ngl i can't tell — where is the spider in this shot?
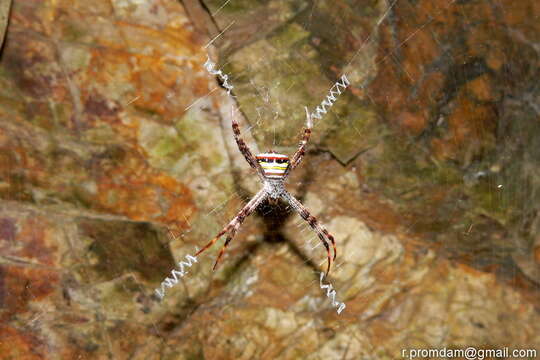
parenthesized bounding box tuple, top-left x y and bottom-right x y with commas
(195, 107, 337, 275)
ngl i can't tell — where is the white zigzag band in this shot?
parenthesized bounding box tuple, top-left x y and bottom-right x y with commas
(319, 272, 346, 314)
(155, 254, 198, 300)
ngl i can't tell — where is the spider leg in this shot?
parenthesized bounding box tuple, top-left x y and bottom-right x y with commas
(281, 191, 337, 276)
(231, 107, 265, 179)
(285, 106, 313, 177)
(196, 189, 267, 269)
(212, 222, 239, 270)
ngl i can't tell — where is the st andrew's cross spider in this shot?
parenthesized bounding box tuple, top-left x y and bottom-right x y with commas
(196, 106, 338, 276)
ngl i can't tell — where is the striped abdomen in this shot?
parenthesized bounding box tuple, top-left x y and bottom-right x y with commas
(256, 153, 289, 179)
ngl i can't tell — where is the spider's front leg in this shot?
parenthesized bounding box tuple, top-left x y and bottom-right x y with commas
(281, 191, 337, 276)
(230, 108, 265, 180)
(196, 189, 267, 270)
(284, 107, 313, 178)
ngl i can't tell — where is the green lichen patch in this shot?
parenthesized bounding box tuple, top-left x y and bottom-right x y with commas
(138, 106, 227, 179)
(174, 108, 226, 171)
(204, 0, 307, 34)
(138, 117, 189, 171)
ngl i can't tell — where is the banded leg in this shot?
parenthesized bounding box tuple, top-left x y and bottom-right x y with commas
(282, 191, 337, 275)
(285, 107, 313, 177)
(231, 107, 265, 179)
(212, 221, 239, 270)
(196, 189, 267, 269)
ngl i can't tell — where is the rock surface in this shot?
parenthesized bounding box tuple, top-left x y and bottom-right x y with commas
(0, 0, 539, 359)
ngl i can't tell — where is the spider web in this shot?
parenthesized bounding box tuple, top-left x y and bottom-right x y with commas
(176, 0, 437, 293)
(156, 0, 540, 358)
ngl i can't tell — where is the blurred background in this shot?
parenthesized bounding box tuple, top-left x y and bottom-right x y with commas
(0, 0, 539, 358)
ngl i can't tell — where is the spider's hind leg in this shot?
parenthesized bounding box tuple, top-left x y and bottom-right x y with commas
(212, 226, 239, 270)
(281, 191, 337, 276)
(195, 228, 228, 258)
(196, 189, 267, 270)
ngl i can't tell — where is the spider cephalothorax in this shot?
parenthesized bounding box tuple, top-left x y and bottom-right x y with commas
(196, 107, 337, 275)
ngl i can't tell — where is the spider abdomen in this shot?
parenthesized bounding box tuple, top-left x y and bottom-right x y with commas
(256, 153, 289, 179)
